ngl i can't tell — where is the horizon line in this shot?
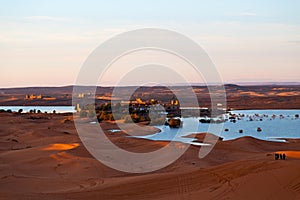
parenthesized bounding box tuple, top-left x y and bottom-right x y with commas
(1, 81, 300, 89)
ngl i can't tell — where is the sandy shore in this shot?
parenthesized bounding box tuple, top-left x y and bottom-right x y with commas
(1, 113, 300, 200)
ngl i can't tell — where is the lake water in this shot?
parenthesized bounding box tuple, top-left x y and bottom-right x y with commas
(0, 106, 75, 113)
(1, 106, 299, 144)
(135, 110, 300, 144)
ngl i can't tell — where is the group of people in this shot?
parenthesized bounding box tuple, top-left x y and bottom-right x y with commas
(275, 153, 286, 160)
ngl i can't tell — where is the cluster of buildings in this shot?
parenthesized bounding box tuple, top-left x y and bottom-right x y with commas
(125, 96, 181, 117)
(25, 94, 56, 101)
(25, 94, 42, 100)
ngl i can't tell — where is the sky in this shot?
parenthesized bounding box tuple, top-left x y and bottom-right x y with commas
(0, 0, 299, 87)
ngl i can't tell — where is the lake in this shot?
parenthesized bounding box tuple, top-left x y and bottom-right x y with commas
(1, 107, 299, 143)
(0, 106, 75, 113)
(134, 110, 300, 144)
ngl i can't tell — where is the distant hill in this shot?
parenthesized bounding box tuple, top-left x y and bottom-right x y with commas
(230, 82, 300, 86)
(0, 85, 112, 95)
(0, 86, 74, 95)
(0, 83, 299, 95)
(0, 84, 299, 109)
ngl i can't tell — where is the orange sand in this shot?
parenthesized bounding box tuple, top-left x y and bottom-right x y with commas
(1, 113, 300, 200)
(276, 151, 300, 159)
(42, 143, 80, 151)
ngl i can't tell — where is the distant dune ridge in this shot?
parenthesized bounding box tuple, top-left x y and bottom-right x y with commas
(1, 112, 300, 199)
(0, 84, 300, 109)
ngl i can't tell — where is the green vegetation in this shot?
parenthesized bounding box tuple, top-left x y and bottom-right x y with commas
(168, 118, 182, 128)
(78, 102, 168, 125)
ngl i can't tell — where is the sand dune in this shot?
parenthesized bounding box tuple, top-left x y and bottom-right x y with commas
(42, 143, 80, 151)
(1, 113, 300, 200)
(276, 151, 300, 159)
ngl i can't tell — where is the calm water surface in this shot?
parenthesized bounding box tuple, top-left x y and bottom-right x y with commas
(135, 110, 300, 144)
(1, 107, 299, 143)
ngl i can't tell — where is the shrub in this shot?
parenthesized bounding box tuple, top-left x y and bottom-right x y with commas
(88, 110, 96, 119)
(124, 115, 133, 123)
(79, 110, 88, 118)
(150, 117, 166, 126)
(98, 111, 114, 121)
(168, 118, 181, 128)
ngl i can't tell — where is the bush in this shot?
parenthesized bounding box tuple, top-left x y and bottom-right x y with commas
(150, 117, 166, 126)
(108, 113, 114, 121)
(111, 113, 122, 120)
(168, 118, 181, 128)
(98, 111, 114, 121)
(79, 110, 88, 118)
(124, 115, 133, 123)
(88, 110, 96, 119)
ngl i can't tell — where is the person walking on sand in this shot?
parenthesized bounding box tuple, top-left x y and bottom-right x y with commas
(283, 153, 286, 160)
(280, 154, 283, 160)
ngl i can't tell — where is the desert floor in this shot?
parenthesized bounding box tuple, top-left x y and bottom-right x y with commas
(1, 113, 300, 200)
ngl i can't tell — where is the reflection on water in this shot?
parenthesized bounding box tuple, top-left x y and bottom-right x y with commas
(134, 110, 300, 143)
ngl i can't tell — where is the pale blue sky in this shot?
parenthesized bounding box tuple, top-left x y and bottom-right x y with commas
(0, 0, 299, 87)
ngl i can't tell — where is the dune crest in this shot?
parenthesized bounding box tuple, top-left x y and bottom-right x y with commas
(42, 143, 79, 151)
(276, 151, 300, 159)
